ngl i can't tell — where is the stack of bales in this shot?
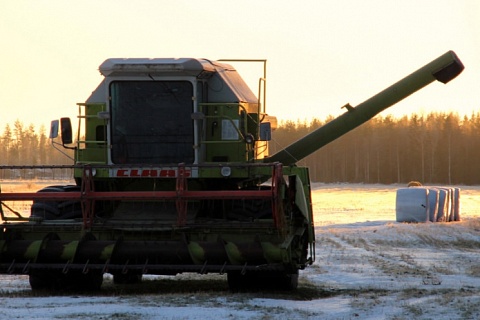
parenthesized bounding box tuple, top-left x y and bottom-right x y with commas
(396, 185, 460, 223)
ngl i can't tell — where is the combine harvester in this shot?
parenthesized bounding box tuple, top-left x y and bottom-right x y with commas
(0, 51, 463, 291)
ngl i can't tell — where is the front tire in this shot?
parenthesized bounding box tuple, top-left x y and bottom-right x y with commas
(30, 185, 82, 220)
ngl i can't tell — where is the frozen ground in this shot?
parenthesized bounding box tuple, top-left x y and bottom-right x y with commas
(1, 183, 480, 319)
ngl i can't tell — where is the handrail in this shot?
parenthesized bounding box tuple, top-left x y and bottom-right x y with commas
(217, 59, 267, 113)
(75, 103, 109, 164)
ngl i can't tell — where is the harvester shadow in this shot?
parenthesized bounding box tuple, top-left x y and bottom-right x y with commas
(102, 279, 343, 301)
(102, 276, 396, 300)
(15, 277, 343, 301)
(1, 277, 392, 302)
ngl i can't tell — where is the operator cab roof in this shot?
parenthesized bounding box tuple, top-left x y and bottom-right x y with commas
(88, 58, 258, 104)
(99, 58, 218, 77)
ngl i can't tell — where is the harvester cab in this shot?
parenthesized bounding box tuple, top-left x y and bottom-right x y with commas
(61, 58, 275, 166)
(0, 52, 464, 292)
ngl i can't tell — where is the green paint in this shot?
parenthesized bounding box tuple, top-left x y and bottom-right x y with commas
(224, 242, 243, 264)
(187, 242, 205, 264)
(24, 241, 42, 261)
(60, 241, 79, 261)
(99, 243, 115, 261)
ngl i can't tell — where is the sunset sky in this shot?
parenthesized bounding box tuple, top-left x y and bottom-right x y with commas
(1, 0, 479, 132)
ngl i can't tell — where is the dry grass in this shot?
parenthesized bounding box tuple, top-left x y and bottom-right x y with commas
(1, 180, 73, 192)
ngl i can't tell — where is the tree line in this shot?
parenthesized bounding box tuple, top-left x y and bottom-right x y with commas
(270, 112, 480, 185)
(1, 112, 480, 184)
(0, 120, 71, 166)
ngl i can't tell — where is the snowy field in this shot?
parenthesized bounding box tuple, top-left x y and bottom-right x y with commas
(1, 183, 480, 319)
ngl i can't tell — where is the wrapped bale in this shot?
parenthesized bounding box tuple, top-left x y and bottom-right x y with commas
(427, 188, 439, 222)
(396, 188, 429, 223)
(453, 187, 461, 221)
(447, 188, 455, 221)
(436, 188, 451, 222)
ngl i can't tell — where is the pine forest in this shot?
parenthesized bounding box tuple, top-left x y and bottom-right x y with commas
(270, 112, 480, 185)
(1, 112, 480, 185)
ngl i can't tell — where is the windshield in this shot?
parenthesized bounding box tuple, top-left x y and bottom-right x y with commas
(110, 81, 194, 164)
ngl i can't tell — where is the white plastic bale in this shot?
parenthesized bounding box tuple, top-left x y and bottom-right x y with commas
(436, 188, 448, 222)
(396, 186, 460, 223)
(432, 187, 460, 222)
(448, 188, 455, 221)
(453, 187, 461, 221)
(396, 188, 429, 223)
(427, 188, 439, 222)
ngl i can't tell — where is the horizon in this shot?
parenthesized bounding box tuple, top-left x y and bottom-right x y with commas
(1, 1, 479, 131)
(1, 108, 477, 135)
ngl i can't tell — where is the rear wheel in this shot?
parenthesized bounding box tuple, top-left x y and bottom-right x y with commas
(226, 271, 246, 292)
(29, 270, 103, 292)
(227, 270, 299, 292)
(276, 270, 299, 291)
(63, 270, 104, 291)
(29, 270, 62, 291)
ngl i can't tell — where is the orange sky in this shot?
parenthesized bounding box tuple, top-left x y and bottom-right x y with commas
(1, 0, 479, 132)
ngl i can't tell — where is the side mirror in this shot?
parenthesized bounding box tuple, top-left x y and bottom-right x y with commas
(49, 120, 59, 139)
(60, 117, 73, 145)
(259, 122, 272, 141)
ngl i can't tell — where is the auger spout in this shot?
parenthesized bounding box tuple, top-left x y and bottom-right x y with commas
(264, 50, 464, 165)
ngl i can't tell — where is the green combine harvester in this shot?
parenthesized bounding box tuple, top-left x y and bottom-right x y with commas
(0, 51, 463, 291)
